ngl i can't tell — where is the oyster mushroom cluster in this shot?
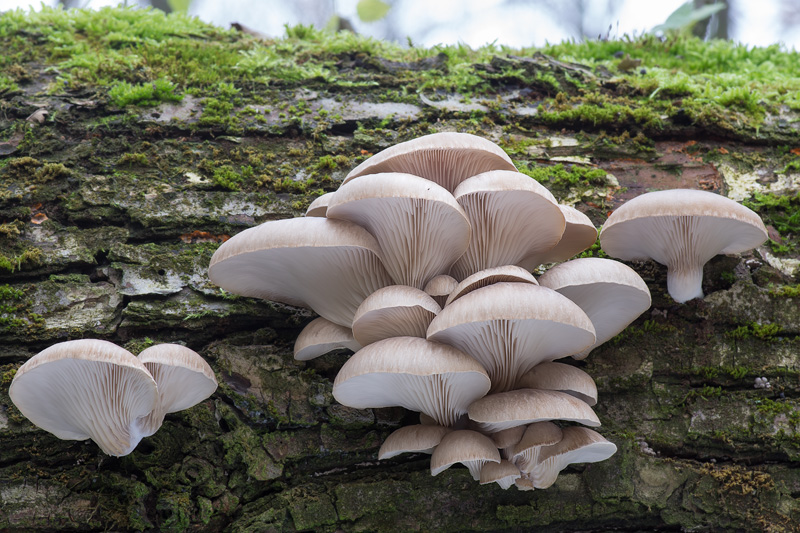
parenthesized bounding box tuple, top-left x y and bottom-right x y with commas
(208, 132, 657, 489)
(9, 339, 217, 457)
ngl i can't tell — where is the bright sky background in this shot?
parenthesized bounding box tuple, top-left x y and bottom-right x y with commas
(0, 0, 798, 50)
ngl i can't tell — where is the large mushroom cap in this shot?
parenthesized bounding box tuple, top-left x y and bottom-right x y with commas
(9, 339, 158, 457)
(467, 388, 600, 433)
(208, 217, 393, 327)
(332, 336, 491, 427)
(538, 257, 651, 359)
(450, 170, 565, 281)
(378, 424, 452, 459)
(294, 317, 361, 361)
(352, 285, 441, 346)
(343, 132, 517, 193)
(427, 283, 596, 393)
(516, 362, 598, 406)
(445, 265, 538, 307)
(430, 429, 501, 479)
(518, 204, 597, 269)
(327, 172, 471, 289)
(530, 426, 617, 489)
(599, 189, 767, 303)
(137, 344, 217, 437)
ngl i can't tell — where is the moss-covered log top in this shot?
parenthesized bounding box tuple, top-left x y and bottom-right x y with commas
(1, 6, 799, 532)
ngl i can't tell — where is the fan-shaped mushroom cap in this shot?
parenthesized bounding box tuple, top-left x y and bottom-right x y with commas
(427, 283, 596, 393)
(445, 265, 538, 307)
(518, 205, 597, 269)
(332, 337, 491, 427)
(294, 317, 361, 361)
(327, 173, 471, 289)
(208, 217, 393, 327)
(343, 132, 517, 193)
(480, 459, 522, 489)
(352, 285, 441, 346)
(424, 274, 458, 307)
(515, 477, 535, 491)
(538, 258, 651, 359)
(305, 192, 335, 217)
(510, 421, 563, 473)
(378, 424, 452, 459)
(430, 429, 501, 479)
(530, 426, 617, 489)
(9, 339, 158, 457)
(599, 189, 767, 303)
(516, 362, 598, 406)
(449, 170, 565, 281)
(137, 344, 217, 437)
(468, 389, 600, 433)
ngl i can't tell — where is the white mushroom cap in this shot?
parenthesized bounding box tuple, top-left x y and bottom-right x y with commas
(427, 283, 596, 393)
(305, 191, 335, 217)
(514, 477, 535, 491)
(480, 459, 522, 489)
(351, 285, 441, 346)
(510, 421, 563, 473)
(378, 424, 452, 459)
(467, 389, 600, 433)
(538, 257, 651, 359)
(518, 204, 597, 269)
(208, 217, 393, 327)
(423, 274, 458, 308)
(516, 362, 598, 406)
(327, 172, 471, 289)
(343, 132, 517, 193)
(137, 344, 218, 437)
(430, 429, 501, 480)
(9, 339, 158, 457)
(449, 170, 565, 281)
(445, 265, 538, 307)
(491, 425, 527, 458)
(530, 426, 617, 489)
(294, 317, 361, 361)
(599, 189, 767, 303)
(332, 336, 491, 427)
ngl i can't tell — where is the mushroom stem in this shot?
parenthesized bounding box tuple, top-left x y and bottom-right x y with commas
(666, 264, 704, 303)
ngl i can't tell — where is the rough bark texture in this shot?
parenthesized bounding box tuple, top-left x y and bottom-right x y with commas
(1, 7, 800, 532)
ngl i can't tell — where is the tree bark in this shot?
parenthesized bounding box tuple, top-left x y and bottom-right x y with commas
(1, 8, 799, 532)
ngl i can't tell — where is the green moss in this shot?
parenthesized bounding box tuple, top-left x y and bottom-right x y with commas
(517, 162, 607, 188)
(769, 284, 800, 297)
(0, 247, 43, 273)
(109, 78, 183, 107)
(727, 322, 782, 340)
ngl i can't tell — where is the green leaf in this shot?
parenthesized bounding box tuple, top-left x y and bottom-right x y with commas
(356, 0, 390, 23)
(652, 1, 726, 32)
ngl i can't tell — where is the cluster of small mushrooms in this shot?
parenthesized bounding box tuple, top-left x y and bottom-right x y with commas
(205, 131, 765, 490)
(9, 340, 217, 456)
(9, 132, 767, 487)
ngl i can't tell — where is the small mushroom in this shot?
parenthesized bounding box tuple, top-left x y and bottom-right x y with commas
(137, 344, 218, 437)
(423, 274, 458, 307)
(294, 317, 361, 361)
(430, 429, 501, 480)
(516, 362, 598, 406)
(529, 426, 617, 489)
(332, 337, 491, 427)
(599, 189, 767, 303)
(444, 265, 538, 307)
(378, 424, 452, 459)
(305, 192, 335, 217)
(490, 425, 527, 459)
(509, 421, 563, 474)
(538, 257, 651, 359)
(351, 285, 441, 346)
(480, 459, 522, 489)
(467, 388, 600, 433)
(9, 340, 158, 457)
(518, 204, 597, 269)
